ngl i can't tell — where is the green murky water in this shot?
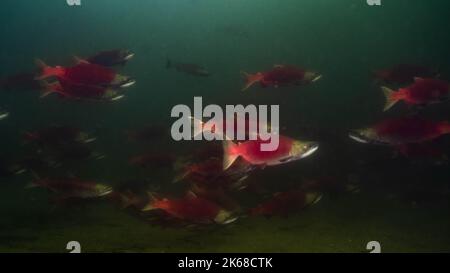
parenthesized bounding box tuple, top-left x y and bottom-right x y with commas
(0, 0, 449, 253)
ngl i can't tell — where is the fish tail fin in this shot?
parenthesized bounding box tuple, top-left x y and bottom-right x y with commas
(166, 58, 172, 69)
(35, 59, 61, 80)
(241, 71, 263, 91)
(223, 140, 240, 170)
(381, 86, 400, 112)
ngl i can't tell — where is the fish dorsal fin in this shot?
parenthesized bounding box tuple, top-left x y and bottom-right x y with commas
(185, 191, 197, 199)
(414, 77, 425, 82)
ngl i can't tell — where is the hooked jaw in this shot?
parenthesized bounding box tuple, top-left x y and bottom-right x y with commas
(214, 210, 238, 225)
(348, 130, 371, 144)
(291, 141, 319, 160)
(124, 52, 135, 61)
(77, 132, 96, 143)
(119, 77, 136, 88)
(0, 111, 9, 120)
(103, 89, 126, 101)
(349, 128, 388, 145)
(300, 142, 319, 159)
(305, 192, 323, 206)
(304, 71, 322, 83)
(95, 184, 113, 197)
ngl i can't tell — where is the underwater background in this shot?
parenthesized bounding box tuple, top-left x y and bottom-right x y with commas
(0, 0, 449, 252)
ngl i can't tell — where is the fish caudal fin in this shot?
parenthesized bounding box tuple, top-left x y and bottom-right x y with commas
(381, 86, 400, 112)
(241, 71, 263, 91)
(35, 59, 63, 80)
(223, 140, 239, 170)
(141, 192, 157, 212)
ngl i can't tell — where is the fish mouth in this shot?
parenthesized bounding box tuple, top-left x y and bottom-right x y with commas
(312, 74, 322, 82)
(110, 95, 125, 101)
(348, 131, 389, 145)
(120, 78, 136, 88)
(300, 143, 319, 158)
(221, 216, 238, 225)
(82, 137, 97, 144)
(348, 131, 370, 144)
(0, 112, 9, 120)
(98, 188, 114, 197)
(14, 168, 27, 175)
(124, 53, 135, 60)
(198, 70, 211, 76)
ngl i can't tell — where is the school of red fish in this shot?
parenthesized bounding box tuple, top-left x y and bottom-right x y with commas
(0, 51, 449, 227)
